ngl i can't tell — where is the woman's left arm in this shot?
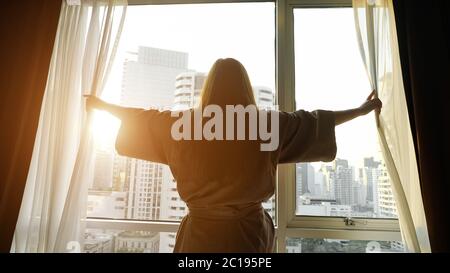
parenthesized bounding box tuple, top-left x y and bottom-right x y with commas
(334, 91, 382, 126)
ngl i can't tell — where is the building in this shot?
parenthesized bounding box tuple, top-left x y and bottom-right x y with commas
(296, 163, 315, 196)
(114, 231, 160, 253)
(84, 230, 114, 253)
(333, 159, 354, 206)
(120, 46, 188, 109)
(125, 160, 164, 220)
(87, 191, 127, 219)
(363, 157, 381, 214)
(173, 71, 206, 110)
(320, 165, 335, 199)
(297, 196, 351, 217)
(377, 162, 398, 218)
(286, 238, 302, 253)
(378, 160, 404, 252)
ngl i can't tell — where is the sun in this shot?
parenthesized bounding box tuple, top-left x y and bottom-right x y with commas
(91, 110, 121, 149)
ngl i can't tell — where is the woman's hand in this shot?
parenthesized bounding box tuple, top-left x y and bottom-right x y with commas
(84, 94, 105, 111)
(358, 90, 382, 116)
(83, 95, 141, 120)
(334, 90, 383, 126)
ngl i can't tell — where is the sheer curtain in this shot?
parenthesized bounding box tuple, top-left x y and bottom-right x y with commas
(13, 0, 127, 253)
(353, 0, 430, 252)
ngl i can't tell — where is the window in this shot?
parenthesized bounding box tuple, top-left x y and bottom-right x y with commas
(275, 0, 401, 253)
(293, 8, 398, 220)
(87, 1, 275, 252)
(85, 0, 402, 253)
(89, 1, 275, 223)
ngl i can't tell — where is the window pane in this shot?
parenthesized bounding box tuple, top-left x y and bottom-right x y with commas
(88, 3, 275, 223)
(294, 8, 398, 219)
(286, 238, 405, 253)
(84, 228, 176, 253)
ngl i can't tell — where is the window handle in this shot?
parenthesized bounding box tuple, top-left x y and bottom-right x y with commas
(344, 217, 368, 226)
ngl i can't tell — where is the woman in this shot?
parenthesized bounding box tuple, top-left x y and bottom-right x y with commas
(85, 58, 382, 252)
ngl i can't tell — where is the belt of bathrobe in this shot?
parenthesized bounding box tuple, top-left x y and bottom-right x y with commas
(187, 203, 264, 220)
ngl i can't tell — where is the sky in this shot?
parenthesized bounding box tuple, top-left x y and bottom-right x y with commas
(293, 8, 381, 167)
(95, 3, 382, 168)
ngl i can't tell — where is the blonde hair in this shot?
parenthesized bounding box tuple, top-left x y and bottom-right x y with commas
(198, 58, 256, 109)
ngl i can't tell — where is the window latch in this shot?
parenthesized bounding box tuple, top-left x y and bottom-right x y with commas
(344, 217, 355, 226)
(344, 217, 368, 226)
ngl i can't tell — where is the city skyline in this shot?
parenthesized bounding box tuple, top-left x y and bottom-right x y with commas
(296, 157, 398, 219)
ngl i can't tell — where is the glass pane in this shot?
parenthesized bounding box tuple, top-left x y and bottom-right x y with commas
(286, 238, 405, 253)
(293, 8, 398, 219)
(88, 3, 275, 223)
(84, 228, 176, 253)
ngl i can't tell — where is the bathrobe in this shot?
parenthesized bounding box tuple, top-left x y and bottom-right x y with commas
(115, 108, 336, 253)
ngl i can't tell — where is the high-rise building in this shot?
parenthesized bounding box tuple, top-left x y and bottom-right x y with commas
(173, 71, 206, 110)
(377, 162, 397, 218)
(320, 165, 335, 199)
(351, 180, 366, 207)
(314, 171, 326, 197)
(125, 160, 164, 220)
(120, 46, 188, 108)
(355, 168, 368, 206)
(333, 159, 354, 206)
(376, 159, 401, 250)
(363, 157, 381, 215)
(296, 163, 315, 196)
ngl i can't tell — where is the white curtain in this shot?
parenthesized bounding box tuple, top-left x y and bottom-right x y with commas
(13, 0, 127, 253)
(353, 0, 430, 252)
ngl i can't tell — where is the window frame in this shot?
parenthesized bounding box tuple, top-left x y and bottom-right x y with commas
(86, 0, 402, 253)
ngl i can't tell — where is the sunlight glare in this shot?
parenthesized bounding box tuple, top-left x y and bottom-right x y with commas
(92, 110, 121, 150)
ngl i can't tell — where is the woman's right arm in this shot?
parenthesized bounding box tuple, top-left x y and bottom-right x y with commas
(84, 95, 142, 120)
